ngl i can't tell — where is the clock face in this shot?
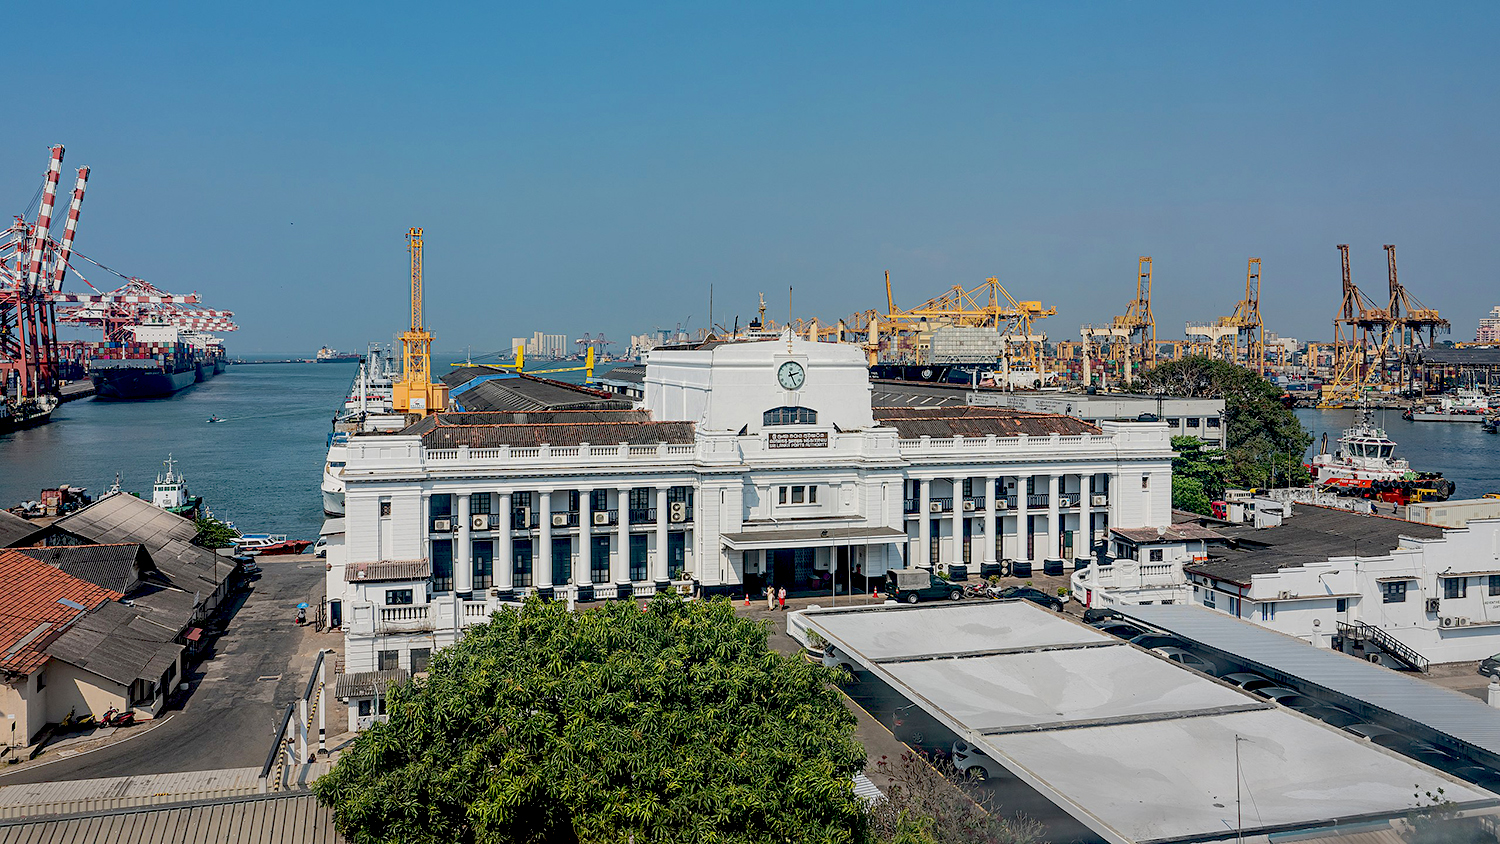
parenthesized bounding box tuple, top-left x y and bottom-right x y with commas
(777, 361, 806, 390)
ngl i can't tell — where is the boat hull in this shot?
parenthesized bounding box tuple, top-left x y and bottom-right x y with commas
(0, 406, 54, 434)
(322, 487, 345, 517)
(91, 367, 198, 400)
(1407, 412, 1485, 423)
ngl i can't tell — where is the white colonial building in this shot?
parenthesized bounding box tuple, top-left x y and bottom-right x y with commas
(327, 333, 1173, 724)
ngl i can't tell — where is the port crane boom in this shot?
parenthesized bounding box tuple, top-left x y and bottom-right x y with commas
(393, 227, 447, 415)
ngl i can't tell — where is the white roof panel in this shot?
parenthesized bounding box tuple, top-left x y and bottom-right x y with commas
(809, 602, 1109, 662)
(986, 709, 1491, 843)
(885, 645, 1255, 733)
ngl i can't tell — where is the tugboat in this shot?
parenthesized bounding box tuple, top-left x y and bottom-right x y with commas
(235, 534, 312, 556)
(1308, 409, 1454, 504)
(150, 455, 204, 518)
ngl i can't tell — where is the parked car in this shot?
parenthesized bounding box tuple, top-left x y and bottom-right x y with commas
(885, 569, 963, 604)
(1082, 608, 1121, 624)
(236, 556, 262, 578)
(1219, 672, 1273, 690)
(1344, 723, 1400, 741)
(996, 586, 1064, 611)
(1477, 653, 1500, 679)
(891, 702, 948, 748)
(952, 738, 1007, 783)
(1294, 705, 1366, 729)
(313, 537, 329, 558)
(1090, 621, 1146, 639)
(1128, 633, 1185, 650)
(1376, 737, 1456, 768)
(1248, 685, 1301, 701)
(1152, 647, 1217, 674)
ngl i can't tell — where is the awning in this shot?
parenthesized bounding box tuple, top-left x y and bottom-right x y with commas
(1440, 571, 1500, 578)
(183, 627, 203, 642)
(720, 525, 908, 551)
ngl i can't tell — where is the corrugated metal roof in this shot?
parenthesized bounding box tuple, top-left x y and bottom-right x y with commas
(336, 668, 409, 699)
(416, 420, 696, 448)
(45, 493, 235, 597)
(345, 559, 430, 582)
(0, 793, 342, 843)
(0, 766, 265, 819)
(1118, 603, 1500, 762)
(12, 543, 147, 594)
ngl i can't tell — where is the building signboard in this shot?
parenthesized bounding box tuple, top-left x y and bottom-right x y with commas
(767, 431, 828, 449)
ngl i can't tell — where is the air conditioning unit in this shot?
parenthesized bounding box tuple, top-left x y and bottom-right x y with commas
(431, 518, 452, 533)
(551, 513, 568, 527)
(962, 500, 976, 512)
(1277, 590, 1292, 599)
(1091, 495, 1108, 506)
(471, 514, 490, 531)
(1426, 598, 1441, 614)
(1458, 617, 1471, 626)
(929, 502, 943, 513)
(996, 500, 1009, 511)
(669, 501, 688, 523)
(593, 511, 610, 526)
(1441, 616, 1457, 628)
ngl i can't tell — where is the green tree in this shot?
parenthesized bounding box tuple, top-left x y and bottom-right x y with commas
(315, 595, 871, 844)
(1135, 357, 1312, 489)
(1170, 436, 1227, 515)
(192, 516, 239, 549)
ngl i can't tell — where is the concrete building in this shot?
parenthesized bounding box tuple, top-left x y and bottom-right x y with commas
(1478, 305, 1500, 344)
(0, 550, 183, 746)
(968, 390, 1226, 448)
(1075, 502, 1500, 666)
(327, 333, 1174, 719)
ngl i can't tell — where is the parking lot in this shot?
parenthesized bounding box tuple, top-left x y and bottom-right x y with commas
(0, 553, 336, 784)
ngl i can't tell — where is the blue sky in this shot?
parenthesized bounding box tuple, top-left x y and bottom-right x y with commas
(4, 2, 1496, 355)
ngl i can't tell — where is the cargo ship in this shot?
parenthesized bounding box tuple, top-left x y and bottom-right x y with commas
(316, 346, 361, 363)
(0, 393, 57, 434)
(89, 323, 226, 400)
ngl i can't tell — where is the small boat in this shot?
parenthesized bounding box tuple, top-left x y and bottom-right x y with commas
(235, 534, 313, 556)
(207, 415, 226, 423)
(151, 455, 203, 518)
(1308, 408, 1454, 504)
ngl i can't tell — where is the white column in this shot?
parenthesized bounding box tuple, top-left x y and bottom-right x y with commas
(1015, 475, 1030, 562)
(1047, 474, 1061, 561)
(654, 486, 670, 586)
(615, 487, 631, 593)
(949, 477, 962, 569)
(578, 488, 593, 589)
(496, 492, 513, 595)
(455, 493, 473, 596)
(983, 475, 998, 565)
(537, 490, 553, 590)
(917, 479, 931, 568)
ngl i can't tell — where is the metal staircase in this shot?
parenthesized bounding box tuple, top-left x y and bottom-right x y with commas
(1336, 621, 1429, 673)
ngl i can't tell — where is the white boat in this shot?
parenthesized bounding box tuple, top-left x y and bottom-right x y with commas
(1308, 408, 1453, 503)
(322, 432, 348, 517)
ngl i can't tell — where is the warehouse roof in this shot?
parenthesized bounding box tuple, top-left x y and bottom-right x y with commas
(0, 510, 35, 546)
(46, 600, 183, 687)
(1185, 505, 1444, 585)
(0, 550, 120, 677)
(442, 369, 631, 413)
(12, 543, 151, 595)
(0, 793, 342, 844)
(872, 406, 1098, 438)
(38, 494, 236, 597)
(1119, 603, 1500, 767)
(1407, 347, 1500, 366)
(802, 601, 1494, 844)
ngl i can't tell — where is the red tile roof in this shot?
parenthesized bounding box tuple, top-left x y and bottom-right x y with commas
(0, 549, 121, 678)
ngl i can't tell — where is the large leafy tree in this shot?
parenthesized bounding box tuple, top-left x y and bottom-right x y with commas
(315, 595, 870, 844)
(1170, 436, 1227, 515)
(1135, 357, 1312, 489)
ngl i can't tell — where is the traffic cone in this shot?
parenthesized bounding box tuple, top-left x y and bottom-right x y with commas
(743, 592, 750, 606)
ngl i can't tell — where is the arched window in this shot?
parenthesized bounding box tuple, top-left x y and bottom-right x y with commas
(763, 406, 817, 426)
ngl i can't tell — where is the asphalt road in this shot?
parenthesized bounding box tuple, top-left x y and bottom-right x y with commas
(0, 554, 329, 784)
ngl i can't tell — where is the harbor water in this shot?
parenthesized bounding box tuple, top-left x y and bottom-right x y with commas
(1296, 408, 1500, 500)
(0, 355, 627, 542)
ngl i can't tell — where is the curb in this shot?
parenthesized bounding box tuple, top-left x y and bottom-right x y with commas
(0, 710, 177, 781)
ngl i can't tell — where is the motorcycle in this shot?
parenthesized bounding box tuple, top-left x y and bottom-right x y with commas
(58, 708, 97, 733)
(100, 707, 136, 728)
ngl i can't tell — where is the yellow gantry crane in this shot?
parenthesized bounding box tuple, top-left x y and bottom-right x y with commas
(1187, 258, 1265, 372)
(393, 227, 448, 416)
(1082, 257, 1157, 385)
(877, 274, 1056, 370)
(1321, 244, 1392, 407)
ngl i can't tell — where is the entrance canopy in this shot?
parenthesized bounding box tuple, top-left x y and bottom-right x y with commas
(720, 525, 906, 551)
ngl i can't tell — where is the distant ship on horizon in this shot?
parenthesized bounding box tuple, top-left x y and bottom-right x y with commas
(316, 346, 361, 363)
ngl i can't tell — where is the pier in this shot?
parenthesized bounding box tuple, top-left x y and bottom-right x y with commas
(58, 380, 94, 402)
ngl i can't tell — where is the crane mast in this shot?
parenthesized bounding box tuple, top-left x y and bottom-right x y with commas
(394, 227, 447, 415)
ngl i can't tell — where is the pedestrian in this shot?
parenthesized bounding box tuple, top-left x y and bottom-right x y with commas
(767, 581, 776, 612)
(778, 585, 787, 611)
